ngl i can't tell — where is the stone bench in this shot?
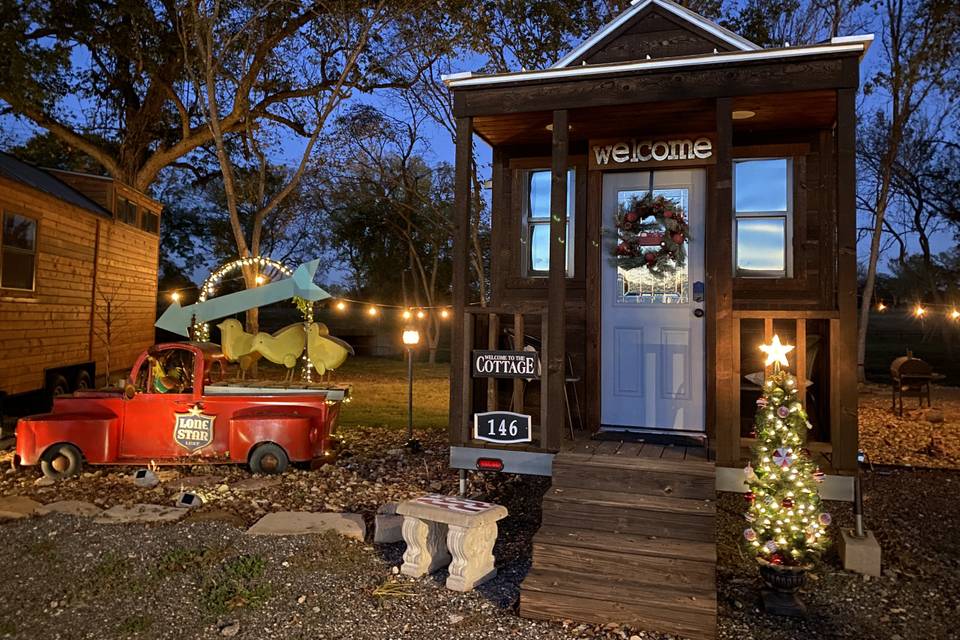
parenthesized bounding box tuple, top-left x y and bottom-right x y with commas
(396, 494, 508, 591)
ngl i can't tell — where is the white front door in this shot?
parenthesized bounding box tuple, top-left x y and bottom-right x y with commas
(600, 169, 706, 432)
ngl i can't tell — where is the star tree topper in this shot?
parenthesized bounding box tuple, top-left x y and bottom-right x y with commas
(759, 334, 794, 370)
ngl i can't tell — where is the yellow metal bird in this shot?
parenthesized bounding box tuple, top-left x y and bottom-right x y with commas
(216, 319, 262, 379)
(250, 323, 307, 380)
(306, 322, 354, 376)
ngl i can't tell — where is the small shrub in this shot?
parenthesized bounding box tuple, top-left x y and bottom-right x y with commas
(201, 554, 271, 614)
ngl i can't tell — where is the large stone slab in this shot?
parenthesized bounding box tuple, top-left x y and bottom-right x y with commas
(245, 512, 365, 540)
(94, 504, 187, 525)
(396, 494, 507, 526)
(37, 501, 103, 517)
(175, 475, 228, 488)
(0, 495, 41, 520)
(230, 477, 282, 492)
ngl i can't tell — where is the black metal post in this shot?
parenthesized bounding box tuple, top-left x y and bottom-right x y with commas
(405, 346, 421, 453)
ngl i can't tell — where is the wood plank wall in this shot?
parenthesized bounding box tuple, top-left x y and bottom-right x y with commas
(0, 178, 160, 395)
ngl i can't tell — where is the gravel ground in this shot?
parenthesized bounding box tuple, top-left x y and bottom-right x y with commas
(2, 423, 959, 639)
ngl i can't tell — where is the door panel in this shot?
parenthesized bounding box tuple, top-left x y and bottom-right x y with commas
(600, 169, 706, 432)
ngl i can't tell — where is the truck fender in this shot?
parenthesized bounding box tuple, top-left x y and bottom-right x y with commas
(15, 412, 120, 466)
(228, 407, 322, 463)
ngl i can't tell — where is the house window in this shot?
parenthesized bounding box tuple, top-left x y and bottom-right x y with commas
(733, 158, 792, 277)
(525, 169, 575, 276)
(1, 212, 38, 291)
(139, 209, 160, 234)
(117, 196, 138, 226)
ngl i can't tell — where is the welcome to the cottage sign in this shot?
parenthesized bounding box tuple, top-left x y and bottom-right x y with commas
(590, 136, 715, 170)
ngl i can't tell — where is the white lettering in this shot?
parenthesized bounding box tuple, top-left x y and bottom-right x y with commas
(651, 141, 670, 161)
(670, 139, 694, 160)
(611, 142, 630, 163)
(693, 137, 713, 159)
(637, 141, 652, 162)
(593, 145, 613, 165)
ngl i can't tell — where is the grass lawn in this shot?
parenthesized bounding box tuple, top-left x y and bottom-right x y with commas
(332, 356, 450, 430)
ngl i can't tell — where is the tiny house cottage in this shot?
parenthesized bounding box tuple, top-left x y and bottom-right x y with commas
(443, 1, 869, 637)
(0, 154, 162, 411)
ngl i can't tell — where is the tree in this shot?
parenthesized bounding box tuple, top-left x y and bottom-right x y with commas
(855, 0, 960, 381)
(743, 339, 830, 570)
(725, 0, 866, 46)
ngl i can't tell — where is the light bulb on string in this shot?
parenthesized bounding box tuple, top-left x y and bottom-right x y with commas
(416, 310, 426, 319)
(171, 291, 181, 302)
(951, 309, 960, 321)
(335, 300, 347, 311)
(402, 309, 412, 320)
(876, 301, 886, 312)
(440, 309, 450, 319)
(914, 305, 926, 318)
(367, 306, 379, 317)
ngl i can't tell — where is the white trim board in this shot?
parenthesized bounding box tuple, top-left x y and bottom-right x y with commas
(716, 465, 855, 502)
(444, 42, 867, 88)
(553, 0, 759, 69)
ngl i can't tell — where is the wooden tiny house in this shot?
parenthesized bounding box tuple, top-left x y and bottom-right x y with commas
(444, 1, 869, 636)
(0, 154, 162, 409)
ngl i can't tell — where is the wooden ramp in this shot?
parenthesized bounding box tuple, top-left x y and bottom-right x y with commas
(520, 443, 717, 640)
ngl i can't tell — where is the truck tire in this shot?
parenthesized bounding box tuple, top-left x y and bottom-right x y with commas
(75, 370, 92, 391)
(40, 443, 83, 480)
(51, 375, 70, 397)
(249, 443, 289, 475)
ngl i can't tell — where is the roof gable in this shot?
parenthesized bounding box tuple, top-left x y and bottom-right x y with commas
(553, 0, 758, 68)
(0, 153, 112, 218)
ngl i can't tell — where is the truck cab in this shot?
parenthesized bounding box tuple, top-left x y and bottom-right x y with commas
(15, 342, 346, 479)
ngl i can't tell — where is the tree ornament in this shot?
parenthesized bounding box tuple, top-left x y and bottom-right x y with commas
(813, 469, 825, 483)
(744, 528, 757, 542)
(744, 463, 758, 482)
(756, 397, 768, 408)
(781, 498, 794, 509)
(777, 405, 790, 418)
(772, 448, 794, 468)
(744, 491, 755, 503)
(818, 512, 832, 526)
(759, 334, 795, 369)
(764, 540, 779, 553)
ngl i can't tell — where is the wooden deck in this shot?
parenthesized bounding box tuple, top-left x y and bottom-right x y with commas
(520, 438, 717, 640)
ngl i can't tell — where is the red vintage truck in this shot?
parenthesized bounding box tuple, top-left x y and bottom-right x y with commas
(14, 342, 349, 479)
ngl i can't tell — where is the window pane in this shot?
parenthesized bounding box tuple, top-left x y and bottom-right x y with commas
(118, 197, 138, 225)
(530, 224, 550, 271)
(2, 213, 36, 251)
(1, 251, 35, 290)
(735, 159, 788, 212)
(140, 211, 159, 234)
(529, 171, 551, 219)
(736, 217, 786, 275)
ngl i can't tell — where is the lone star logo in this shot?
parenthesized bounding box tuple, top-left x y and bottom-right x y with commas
(173, 404, 215, 452)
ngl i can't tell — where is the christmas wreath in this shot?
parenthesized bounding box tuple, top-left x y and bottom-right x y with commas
(612, 193, 690, 275)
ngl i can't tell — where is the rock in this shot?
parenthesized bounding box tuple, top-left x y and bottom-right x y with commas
(94, 504, 187, 524)
(0, 495, 42, 519)
(448, 614, 464, 624)
(230, 476, 282, 492)
(297, 595, 307, 604)
(34, 477, 55, 487)
(245, 512, 366, 540)
(374, 503, 403, 543)
(175, 475, 227, 488)
(184, 509, 246, 528)
(926, 409, 945, 423)
(36, 500, 102, 517)
(219, 621, 240, 637)
(132, 469, 160, 488)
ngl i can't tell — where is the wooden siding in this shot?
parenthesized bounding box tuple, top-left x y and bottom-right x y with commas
(0, 176, 159, 395)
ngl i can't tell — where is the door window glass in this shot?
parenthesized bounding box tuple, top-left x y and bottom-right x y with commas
(615, 188, 689, 304)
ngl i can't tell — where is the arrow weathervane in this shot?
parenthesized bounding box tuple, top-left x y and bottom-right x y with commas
(156, 259, 330, 337)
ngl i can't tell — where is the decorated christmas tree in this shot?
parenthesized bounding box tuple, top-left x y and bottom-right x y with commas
(743, 335, 831, 570)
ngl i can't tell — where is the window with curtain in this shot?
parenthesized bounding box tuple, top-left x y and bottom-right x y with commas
(525, 168, 575, 276)
(733, 158, 792, 278)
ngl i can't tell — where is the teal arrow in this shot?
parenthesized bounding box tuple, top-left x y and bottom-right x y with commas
(156, 258, 330, 337)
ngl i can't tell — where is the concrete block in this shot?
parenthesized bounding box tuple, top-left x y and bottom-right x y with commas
(375, 512, 404, 543)
(839, 528, 882, 577)
(245, 512, 365, 540)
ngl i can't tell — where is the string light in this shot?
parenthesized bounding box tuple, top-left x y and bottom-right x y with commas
(951, 309, 960, 321)
(876, 301, 886, 312)
(402, 309, 412, 320)
(440, 309, 450, 319)
(367, 306, 379, 316)
(255, 274, 265, 285)
(335, 300, 347, 311)
(171, 291, 181, 302)
(914, 305, 926, 318)
(416, 310, 426, 319)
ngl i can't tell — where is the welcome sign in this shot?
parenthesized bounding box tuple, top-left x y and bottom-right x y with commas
(590, 136, 715, 170)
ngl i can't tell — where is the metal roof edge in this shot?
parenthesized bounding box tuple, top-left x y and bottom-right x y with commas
(447, 42, 867, 89)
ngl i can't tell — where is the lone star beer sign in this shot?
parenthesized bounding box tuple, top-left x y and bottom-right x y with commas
(589, 136, 715, 170)
(173, 404, 215, 452)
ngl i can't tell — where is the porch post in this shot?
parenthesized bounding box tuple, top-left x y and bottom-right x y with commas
(543, 109, 568, 451)
(832, 87, 858, 471)
(449, 116, 473, 445)
(713, 97, 739, 466)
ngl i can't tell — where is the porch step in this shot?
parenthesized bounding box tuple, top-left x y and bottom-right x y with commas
(520, 451, 717, 639)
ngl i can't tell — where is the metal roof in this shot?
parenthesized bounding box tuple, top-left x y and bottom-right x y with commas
(0, 152, 112, 218)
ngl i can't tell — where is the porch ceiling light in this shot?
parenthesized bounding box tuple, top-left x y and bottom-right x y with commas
(732, 110, 757, 120)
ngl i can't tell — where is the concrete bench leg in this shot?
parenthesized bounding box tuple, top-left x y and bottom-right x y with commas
(400, 516, 450, 577)
(445, 522, 498, 591)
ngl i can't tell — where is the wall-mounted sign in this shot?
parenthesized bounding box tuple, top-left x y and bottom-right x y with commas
(471, 350, 539, 379)
(590, 137, 715, 170)
(473, 411, 533, 444)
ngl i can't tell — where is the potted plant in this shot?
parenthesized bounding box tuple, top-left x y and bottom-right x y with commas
(743, 335, 831, 616)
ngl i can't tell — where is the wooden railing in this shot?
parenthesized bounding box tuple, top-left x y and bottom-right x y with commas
(450, 304, 561, 451)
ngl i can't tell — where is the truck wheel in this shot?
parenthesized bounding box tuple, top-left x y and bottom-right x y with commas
(51, 375, 70, 397)
(40, 444, 83, 480)
(249, 443, 289, 475)
(75, 370, 92, 391)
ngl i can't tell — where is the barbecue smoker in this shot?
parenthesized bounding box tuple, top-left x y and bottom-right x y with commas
(890, 350, 937, 416)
